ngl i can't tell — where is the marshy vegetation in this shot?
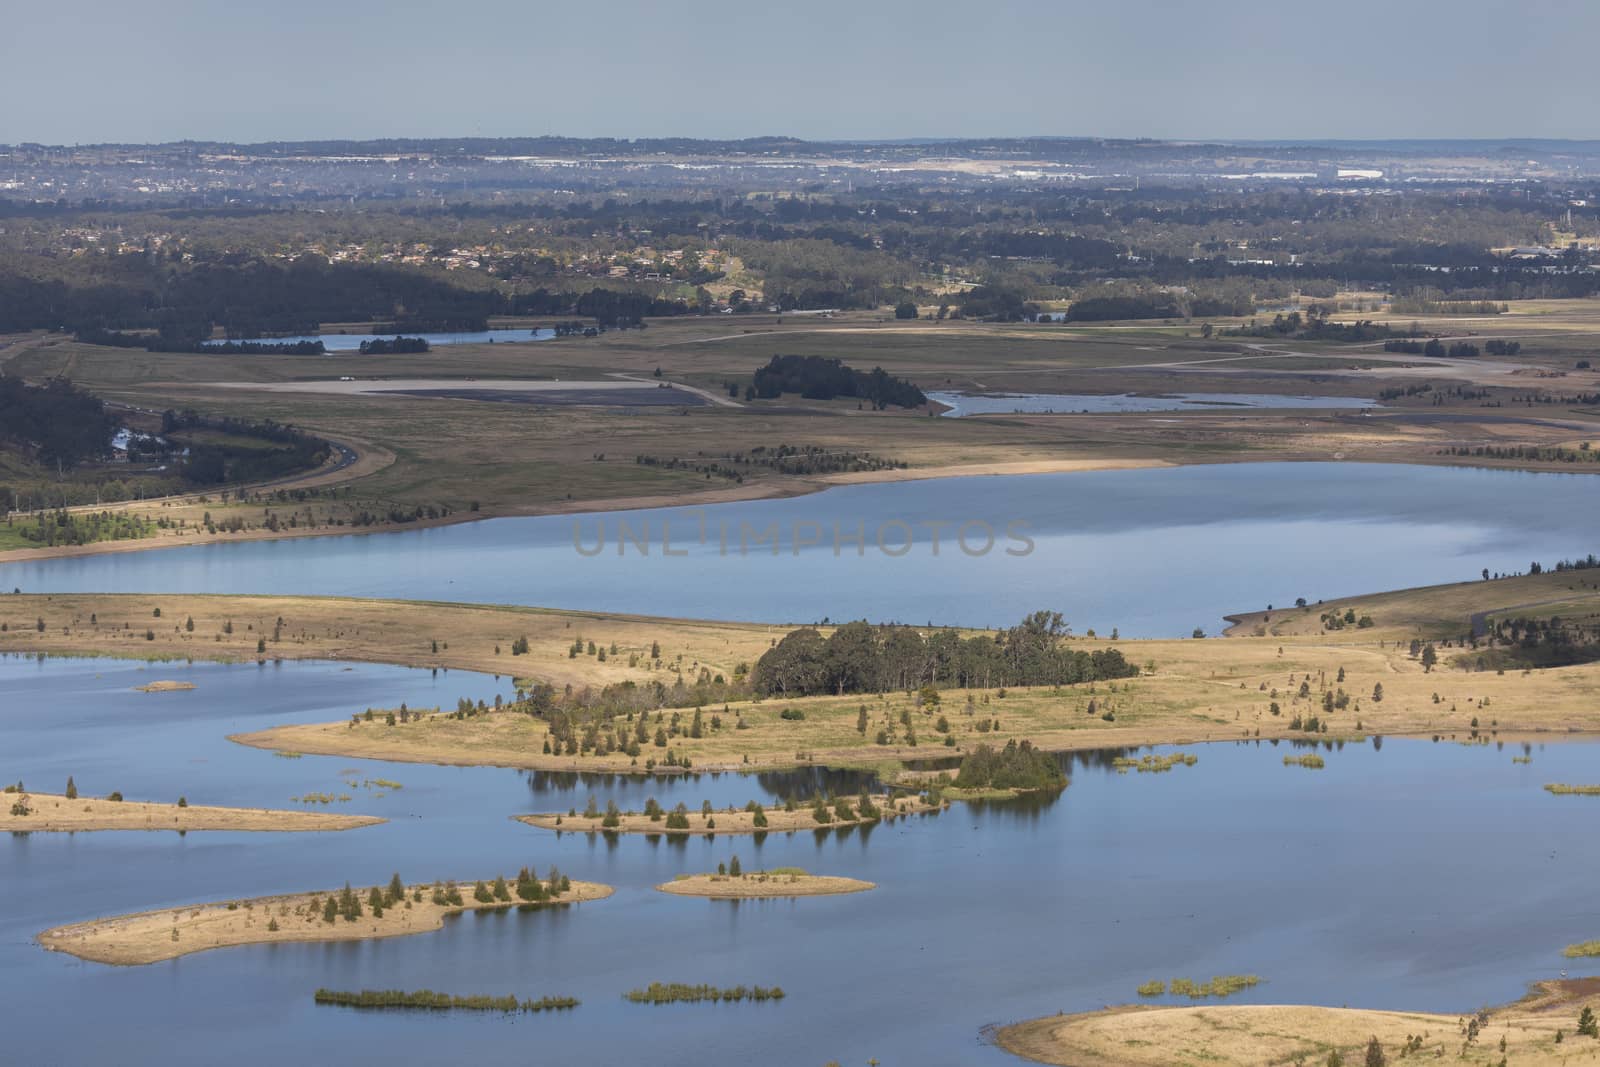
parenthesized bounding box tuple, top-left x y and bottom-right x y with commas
(1545, 784, 1600, 796)
(1283, 754, 1326, 769)
(1137, 975, 1262, 1000)
(312, 988, 578, 1013)
(624, 982, 785, 1004)
(1112, 752, 1198, 774)
(1562, 940, 1600, 958)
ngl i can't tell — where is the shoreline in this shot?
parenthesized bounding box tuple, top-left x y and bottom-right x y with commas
(0, 455, 1169, 566)
(516, 795, 941, 835)
(39, 878, 613, 966)
(656, 871, 875, 898)
(994, 979, 1600, 1067)
(9, 450, 1589, 567)
(0, 791, 385, 834)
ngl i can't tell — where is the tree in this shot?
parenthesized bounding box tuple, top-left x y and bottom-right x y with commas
(857, 705, 868, 734)
(1580, 1006, 1597, 1038)
(894, 301, 918, 319)
(729, 854, 742, 877)
(1420, 644, 1437, 672)
(1364, 1036, 1386, 1067)
(1371, 683, 1384, 702)
(64, 776, 77, 799)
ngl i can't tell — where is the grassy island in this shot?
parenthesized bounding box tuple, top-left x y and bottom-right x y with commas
(657, 866, 874, 898)
(0, 789, 383, 834)
(996, 980, 1600, 1067)
(39, 871, 611, 965)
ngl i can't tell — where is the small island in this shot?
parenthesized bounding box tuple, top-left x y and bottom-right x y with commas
(1, 788, 384, 833)
(39, 869, 612, 965)
(657, 865, 874, 899)
(135, 680, 196, 693)
(996, 980, 1600, 1067)
(517, 792, 940, 836)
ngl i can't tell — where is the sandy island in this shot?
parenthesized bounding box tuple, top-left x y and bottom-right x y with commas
(657, 870, 874, 898)
(0, 791, 384, 833)
(517, 794, 940, 836)
(39, 878, 613, 965)
(134, 680, 196, 692)
(996, 980, 1600, 1067)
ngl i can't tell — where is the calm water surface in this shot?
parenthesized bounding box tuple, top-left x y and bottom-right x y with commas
(3, 656, 1597, 1066)
(5, 463, 1597, 636)
(222, 328, 555, 351)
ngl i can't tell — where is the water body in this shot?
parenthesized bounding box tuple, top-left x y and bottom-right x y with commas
(222, 328, 556, 351)
(2, 656, 1595, 1066)
(5, 464, 1596, 637)
(928, 390, 1379, 416)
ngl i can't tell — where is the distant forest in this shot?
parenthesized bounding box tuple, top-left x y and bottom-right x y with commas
(751, 355, 926, 409)
(0, 377, 117, 467)
(753, 611, 1140, 696)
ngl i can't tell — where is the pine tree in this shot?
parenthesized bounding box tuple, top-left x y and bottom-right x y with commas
(1365, 1035, 1386, 1067)
(387, 872, 405, 905)
(729, 854, 742, 877)
(64, 776, 77, 800)
(1579, 1006, 1597, 1038)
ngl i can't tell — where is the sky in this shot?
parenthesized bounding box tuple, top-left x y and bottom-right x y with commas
(5, 0, 1598, 145)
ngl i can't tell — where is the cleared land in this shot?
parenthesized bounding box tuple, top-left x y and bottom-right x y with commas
(517, 795, 938, 836)
(656, 871, 875, 898)
(996, 980, 1600, 1067)
(8, 306, 1599, 561)
(38, 878, 612, 966)
(0, 791, 383, 833)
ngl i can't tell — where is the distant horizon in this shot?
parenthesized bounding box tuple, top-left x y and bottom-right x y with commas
(11, 133, 1600, 151)
(5, 0, 1596, 146)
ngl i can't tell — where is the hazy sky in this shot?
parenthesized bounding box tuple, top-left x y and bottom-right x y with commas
(6, 0, 1597, 144)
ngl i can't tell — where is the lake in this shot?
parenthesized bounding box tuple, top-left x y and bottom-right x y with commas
(223, 328, 556, 351)
(927, 390, 1379, 416)
(4, 463, 1597, 637)
(2, 655, 1594, 1066)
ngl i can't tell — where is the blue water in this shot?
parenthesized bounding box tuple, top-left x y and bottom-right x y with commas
(222, 328, 555, 351)
(2, 656, 1596, 1066)
(928, 390, 1379, 416)
(4, 463, 1597, 637)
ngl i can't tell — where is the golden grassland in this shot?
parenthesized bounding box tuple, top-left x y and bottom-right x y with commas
(6, 579, 1600, 777)
(7, 308, 1600, 561)
(1226, 567, 1600, 642)
(516, 794, 939, 836)
(996, 980, 1600, 1067)
(0, 592, 778, 692)
(656, 870, 875, 898)
(38, 879, 612, 966)
(0, 791, 383, 833)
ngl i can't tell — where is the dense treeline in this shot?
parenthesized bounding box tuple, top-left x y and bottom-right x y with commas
(624, 983, 785, 1004)
(953, 740, 1064, 791)
(357, 336, 429, 354)
(753, 611, 1141, 696)
(0, 377, 117, 467)
(751, 354, 926, 408)
(160, 410, 331, 485)
(74, 329, 328, 354)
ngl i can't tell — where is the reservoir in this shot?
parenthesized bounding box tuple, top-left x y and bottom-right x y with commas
(1, 655, 1593, 1066)
(5, 463, 1596, 637)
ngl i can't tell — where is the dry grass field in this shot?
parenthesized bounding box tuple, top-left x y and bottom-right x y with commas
(0, 790, 383, 833)
(997, 980, 1600, 1066)
(6, 583, 1600, 777)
